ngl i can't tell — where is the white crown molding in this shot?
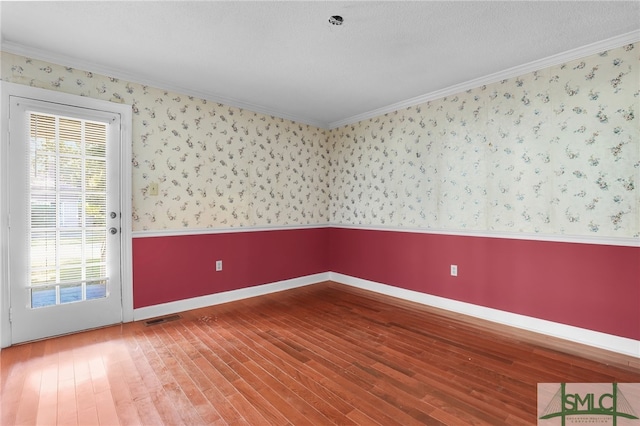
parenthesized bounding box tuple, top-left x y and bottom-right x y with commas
(5, 31, 639, 132)
(329, 30, 640, 129)
(0, 41, 328, 130)
(133, 272, 329, 321)
(132, 223, 330, 239)
(330, 272, 640, 359)
(329, 223, 640, 248)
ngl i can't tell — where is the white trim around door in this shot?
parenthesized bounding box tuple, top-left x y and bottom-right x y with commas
(0, 81, 133, 348)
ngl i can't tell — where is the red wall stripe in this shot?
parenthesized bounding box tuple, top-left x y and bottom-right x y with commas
(132, 228, 329, 308)
(132, 226, 639, 340)
(328, 227, 640, 340)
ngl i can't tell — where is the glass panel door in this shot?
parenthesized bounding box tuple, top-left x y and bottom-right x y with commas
(9, 97, 123, 344)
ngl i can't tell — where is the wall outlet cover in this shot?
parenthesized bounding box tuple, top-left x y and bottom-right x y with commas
(149, 182, 159, 196)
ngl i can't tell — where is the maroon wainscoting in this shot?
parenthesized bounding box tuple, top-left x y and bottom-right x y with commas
(132, 228, 329, 308)
(328, 227, 640, 340)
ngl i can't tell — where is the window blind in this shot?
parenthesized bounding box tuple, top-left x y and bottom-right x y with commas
(29, 112, 108, 306)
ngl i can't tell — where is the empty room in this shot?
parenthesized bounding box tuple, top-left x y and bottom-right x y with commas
(1, 1, 639, 425)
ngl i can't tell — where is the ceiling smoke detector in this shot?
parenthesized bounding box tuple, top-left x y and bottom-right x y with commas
(328, 15, 344, 26)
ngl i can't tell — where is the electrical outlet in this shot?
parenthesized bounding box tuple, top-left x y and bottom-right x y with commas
(215, 260, 222, 272)
(149, 182, 159, 196)
(450, 264, 458, 277)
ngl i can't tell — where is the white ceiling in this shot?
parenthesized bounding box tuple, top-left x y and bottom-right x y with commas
(2, 1, 639, 129)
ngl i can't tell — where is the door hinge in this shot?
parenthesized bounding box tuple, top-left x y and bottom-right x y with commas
(9, 307, 13, 323)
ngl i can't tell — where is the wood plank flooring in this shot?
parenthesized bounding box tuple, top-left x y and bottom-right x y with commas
(2, 281, 639, 425)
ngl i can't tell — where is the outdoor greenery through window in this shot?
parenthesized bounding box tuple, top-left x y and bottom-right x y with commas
(29, 113, 109, 307)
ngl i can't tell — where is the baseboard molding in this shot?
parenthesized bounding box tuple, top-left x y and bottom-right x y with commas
(132, 269, 638, 359)
(133, 272, 330, 321)
(329, 272, 640, 359)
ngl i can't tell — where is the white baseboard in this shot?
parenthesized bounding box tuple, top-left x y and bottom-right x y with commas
(132, 270, 639, 359)
(329, 272, 640, 359)
(133, 272, 330, 321)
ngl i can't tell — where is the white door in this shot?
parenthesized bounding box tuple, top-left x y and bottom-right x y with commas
(8, 96, 123, 344)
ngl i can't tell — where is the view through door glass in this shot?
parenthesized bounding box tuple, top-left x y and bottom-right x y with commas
(29, 113, 109, 307)
(9, 97, 123, 344)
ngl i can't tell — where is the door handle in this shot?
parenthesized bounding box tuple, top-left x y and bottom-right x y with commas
(110, 212, 118, 219)
(109, 227, 118, 235)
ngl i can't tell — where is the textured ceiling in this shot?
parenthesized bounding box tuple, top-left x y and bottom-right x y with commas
(2, 1, 639, 128)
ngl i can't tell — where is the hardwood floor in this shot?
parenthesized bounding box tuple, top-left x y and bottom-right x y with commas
(2, 281, 639, 425)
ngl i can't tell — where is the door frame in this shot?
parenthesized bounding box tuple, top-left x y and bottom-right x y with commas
(0, 81, 133, 348)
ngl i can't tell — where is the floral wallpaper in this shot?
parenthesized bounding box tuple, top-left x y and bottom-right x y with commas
(329, 43, 639, 238)
(1, 52, 331, 231)
(2, 41, 638, 239)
